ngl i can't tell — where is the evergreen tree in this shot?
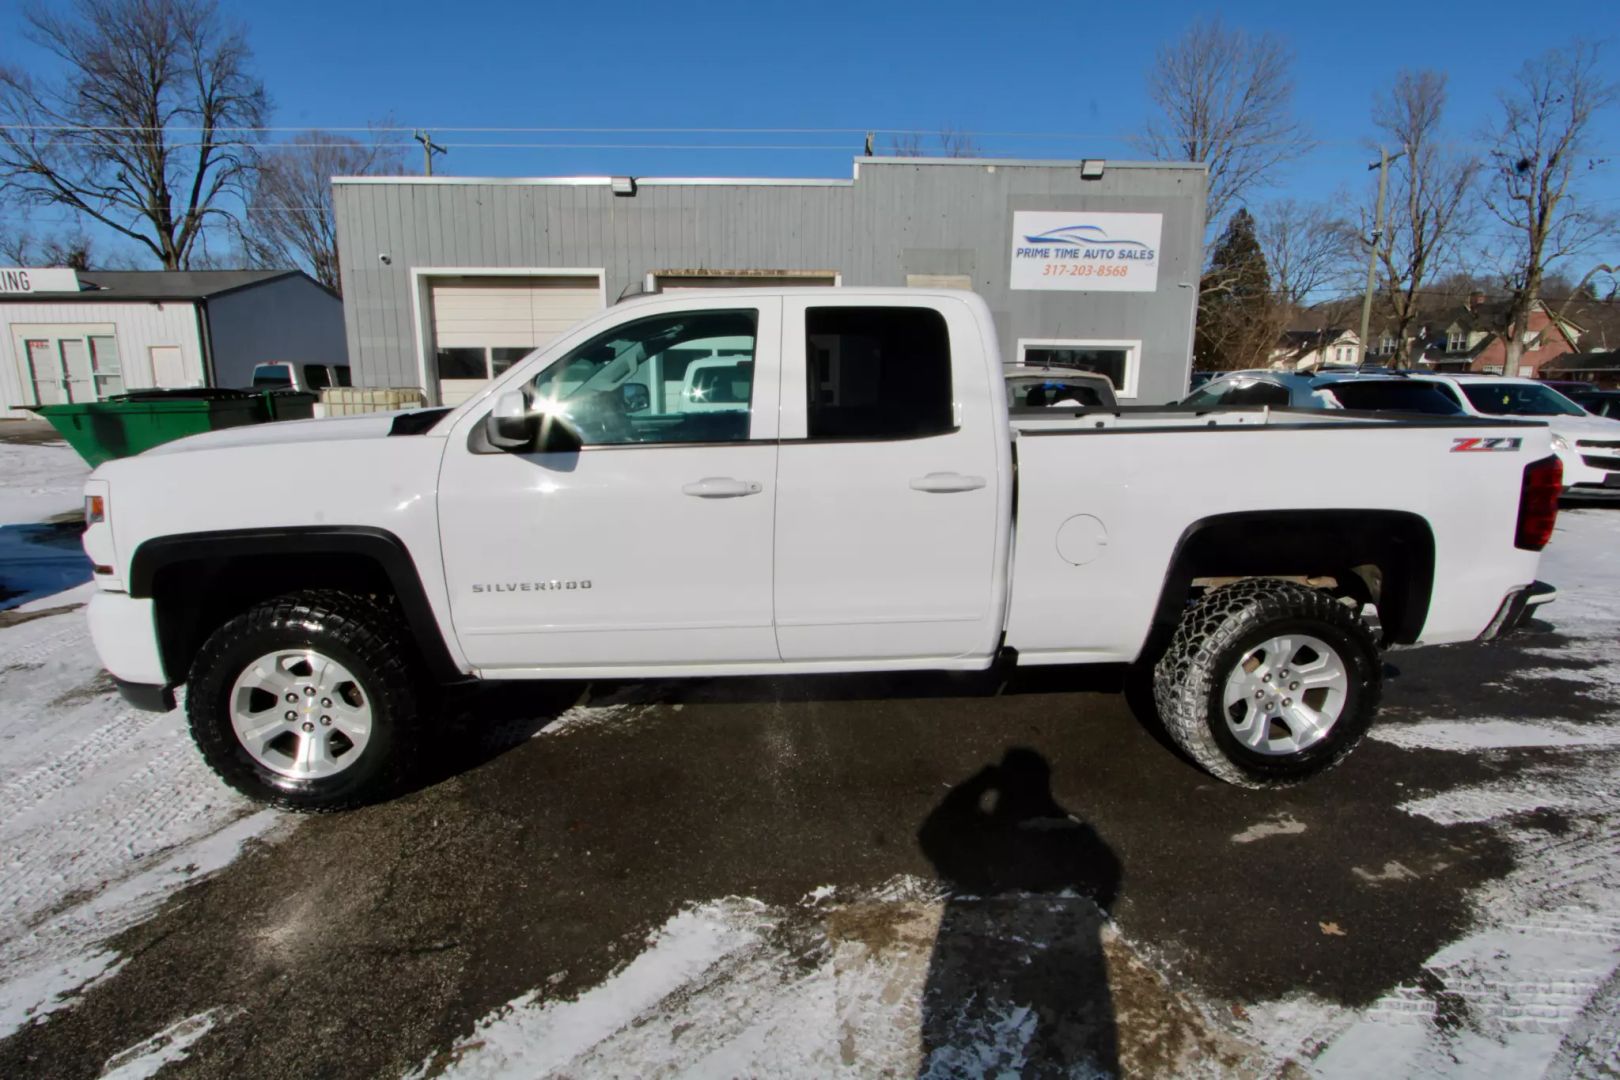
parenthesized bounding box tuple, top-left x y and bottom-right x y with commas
(1196, 209, 1280, 370)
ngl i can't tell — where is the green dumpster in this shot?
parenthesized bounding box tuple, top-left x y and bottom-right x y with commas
(35, 388, 271, 467)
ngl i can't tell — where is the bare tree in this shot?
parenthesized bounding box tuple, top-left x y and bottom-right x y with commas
(1481, 41, 1619, 373)
(1366, 71, 1479, 366)
(239, 130, 405, 293)
(1257, 198, 1356, 308)
(884, 128, 982, 158)
(0, 0, 268, 270)
(0, 226, 32, 264)
(1143, 18, 1311, 229)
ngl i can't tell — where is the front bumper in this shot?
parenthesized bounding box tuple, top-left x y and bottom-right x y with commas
(1479, 581, 1558, 640)
(87, 590, 168, 688)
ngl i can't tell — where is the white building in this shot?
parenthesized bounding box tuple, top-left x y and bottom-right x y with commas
(0, 268, 347, 419)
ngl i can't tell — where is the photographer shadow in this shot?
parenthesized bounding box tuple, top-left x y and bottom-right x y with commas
(916, 748, 1122, 1078)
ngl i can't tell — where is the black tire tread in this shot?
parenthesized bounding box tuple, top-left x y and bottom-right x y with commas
(1152, 578, 1381, 788)
(186, 589, 420, 812)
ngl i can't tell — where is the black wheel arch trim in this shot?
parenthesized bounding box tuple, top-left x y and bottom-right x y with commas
(127, 525, 466, 683)
(1143, 509, 1436, 656)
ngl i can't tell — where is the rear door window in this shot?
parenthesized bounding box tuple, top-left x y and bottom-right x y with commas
(805, 307, 953, 440)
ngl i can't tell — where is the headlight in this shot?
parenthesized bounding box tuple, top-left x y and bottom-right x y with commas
(1551, 434, 1570, 453)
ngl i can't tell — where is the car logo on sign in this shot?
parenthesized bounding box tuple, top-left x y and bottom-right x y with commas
(1450, 437, 1523, 452)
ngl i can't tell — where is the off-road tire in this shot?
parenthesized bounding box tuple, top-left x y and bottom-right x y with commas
(187, 589, 420, 811)
(1152, 578, 1381, 787)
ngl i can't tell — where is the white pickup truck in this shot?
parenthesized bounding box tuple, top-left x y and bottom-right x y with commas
(81, 289, 1562, 810)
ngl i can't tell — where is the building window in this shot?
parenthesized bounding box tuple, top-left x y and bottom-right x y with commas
(806, 307, 953, 440)
(1447, 331, 1467, 353)
(1017, 339, 1140, 397)
(89, 335, 122, 398)
(1379, 335, 1396, 354)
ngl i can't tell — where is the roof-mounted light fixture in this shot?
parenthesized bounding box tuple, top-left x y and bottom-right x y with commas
(611, 176, 637, 197)
(1080, 160, 1105, 179)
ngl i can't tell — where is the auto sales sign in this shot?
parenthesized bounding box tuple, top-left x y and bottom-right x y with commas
(1010, 211, 1163, 292)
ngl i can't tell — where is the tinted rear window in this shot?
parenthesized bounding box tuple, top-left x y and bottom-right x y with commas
(1325, 381, 1462, 415)
(805, 307, 953, 440)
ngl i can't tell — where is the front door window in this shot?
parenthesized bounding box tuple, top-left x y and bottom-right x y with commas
(523, 310, 758, 445)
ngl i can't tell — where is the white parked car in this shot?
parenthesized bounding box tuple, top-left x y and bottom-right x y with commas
(82, 289, 1560, 809)
(1408, 374, 1620, 497)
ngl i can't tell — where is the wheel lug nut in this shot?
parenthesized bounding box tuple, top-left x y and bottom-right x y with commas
(1254, 690, 1264, 700)
(285, 692, 298, 702)
(1290, 682, 1300, 691)
(301, 721, 315, 732)
(305, 687, 316, 696)
(1283, 698, 1293, 707)
(284, 710, 296, 720)
(321, 698, 332, 708)
(1262, 674, 1272, 682)
(320, 715, 332, 725)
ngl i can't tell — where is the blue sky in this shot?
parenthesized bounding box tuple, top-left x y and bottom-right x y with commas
(3, 0, 1617, 277)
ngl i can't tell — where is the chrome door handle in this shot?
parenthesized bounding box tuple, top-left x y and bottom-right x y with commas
(909, 472, 986, 493)
(682, 477, 763, 498)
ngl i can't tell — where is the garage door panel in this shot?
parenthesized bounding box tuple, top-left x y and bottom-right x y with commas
(428, 274, 602, 404)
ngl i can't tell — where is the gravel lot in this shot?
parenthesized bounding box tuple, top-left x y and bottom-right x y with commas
(0, 435, 1616, 1078)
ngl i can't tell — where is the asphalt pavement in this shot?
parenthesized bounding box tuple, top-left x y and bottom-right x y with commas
(4, 593, 1610, 1078)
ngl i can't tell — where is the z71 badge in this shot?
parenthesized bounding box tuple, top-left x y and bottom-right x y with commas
(1450, 437, 1522, 452)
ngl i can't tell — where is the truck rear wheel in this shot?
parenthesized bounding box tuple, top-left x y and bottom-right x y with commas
(1152, 578, 1381, 787)
(186, 590, 420, 811)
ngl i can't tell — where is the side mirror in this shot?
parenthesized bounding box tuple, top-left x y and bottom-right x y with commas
(619, 382, 650, 414)
(485, 390, 583, 453)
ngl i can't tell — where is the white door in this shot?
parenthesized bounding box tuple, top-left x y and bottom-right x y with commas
(430, 275, 602, 406)
(773, 298, 1004, 662)
(150, 346, 188, 388)
(59, 339, 93, 402)
(439, 298, 782, 671)
(24, 340, 62, 405)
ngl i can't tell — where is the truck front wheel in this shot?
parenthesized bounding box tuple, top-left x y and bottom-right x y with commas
(186, 590, 420, 811)
(1152, 579, 1381, 787)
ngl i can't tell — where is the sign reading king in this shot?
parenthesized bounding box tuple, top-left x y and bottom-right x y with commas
(1009, 212, 1163, 292)
(0, 268, 81, 294)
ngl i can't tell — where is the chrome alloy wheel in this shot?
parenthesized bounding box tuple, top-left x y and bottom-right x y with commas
(1220, 633, 1349, 756)
(229, 650, 373, 779)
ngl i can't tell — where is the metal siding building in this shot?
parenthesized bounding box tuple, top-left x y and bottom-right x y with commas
(333, 158, 1206, 406)
(0, 269, 347, 419)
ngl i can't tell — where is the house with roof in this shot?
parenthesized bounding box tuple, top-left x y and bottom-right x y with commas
(1366, 294, 1583, 375)
(0, 267, 346, 419)
(1539, 349, 1620, 390)
(1269, 326, 1362, 371)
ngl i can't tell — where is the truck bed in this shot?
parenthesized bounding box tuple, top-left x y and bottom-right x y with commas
(1004, 406, 1551, 664)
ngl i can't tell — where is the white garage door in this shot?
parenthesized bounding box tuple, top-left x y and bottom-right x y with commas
(429, 275, 602, 405)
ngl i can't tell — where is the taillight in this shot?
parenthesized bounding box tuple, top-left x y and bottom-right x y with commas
(1515, 455, 1562, 551)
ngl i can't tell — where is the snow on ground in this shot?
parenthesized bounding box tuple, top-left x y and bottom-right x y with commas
(0, 585, 285, 1040)
(1238, 508, 1620, 1078)
(0, 440, 89, 525)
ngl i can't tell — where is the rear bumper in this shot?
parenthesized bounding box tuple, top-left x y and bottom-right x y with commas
(1479, 581, 1558, 640)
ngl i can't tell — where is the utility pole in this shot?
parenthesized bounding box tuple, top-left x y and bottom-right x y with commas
(413, 130, 447, 176)
(1356, 147, 1405, 367)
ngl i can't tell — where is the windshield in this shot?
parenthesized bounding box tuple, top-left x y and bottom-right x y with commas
(1324, 381, 1463, 415)
(251, 366, 292, 388)
(1459, 382, 1586, 417)
(1008, 377, 1105, 408)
